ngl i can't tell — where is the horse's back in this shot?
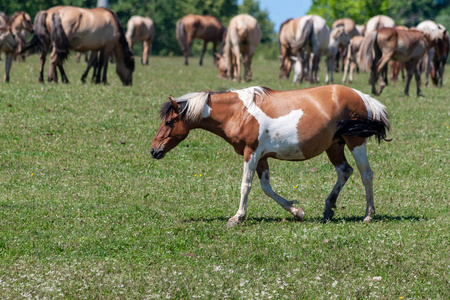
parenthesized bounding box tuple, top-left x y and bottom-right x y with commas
(365, 15, 395, 35)
(228, 14, 261, 44)
(57, 6, 119, 50)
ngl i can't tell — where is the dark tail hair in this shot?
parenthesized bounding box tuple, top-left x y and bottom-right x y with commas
(334, 117, 390, 143)
(51, 11, 70, 64)
(21, 11, 48, 55)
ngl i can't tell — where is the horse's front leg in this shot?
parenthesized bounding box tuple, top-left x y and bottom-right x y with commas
(257, 158, 305, 221)
(199, 41, 207, 66)
(226, 153, 258, 228)
(3, 52, 13, 82)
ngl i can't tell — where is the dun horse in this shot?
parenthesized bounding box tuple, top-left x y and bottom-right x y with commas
(417, 21, 449, 87)
(361, 27, 447, 96)
(126, 16, 156, 65)
(0, 12, 33, 62)
(0, 26, 17, 82)
(215, 14, 261, 82)
(151, 85, 390, 227)
(176, 14, 225, 66)
(342, 36, 364, 84)
(332, 18, 360, 72)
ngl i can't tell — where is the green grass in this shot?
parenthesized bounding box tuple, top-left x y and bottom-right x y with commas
(0, 54, 448, 299)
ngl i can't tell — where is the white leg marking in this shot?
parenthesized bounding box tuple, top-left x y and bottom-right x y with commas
(351, 144, 375, 222)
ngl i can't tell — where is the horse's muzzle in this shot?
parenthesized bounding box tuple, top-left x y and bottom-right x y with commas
(150, 148, 165, 159)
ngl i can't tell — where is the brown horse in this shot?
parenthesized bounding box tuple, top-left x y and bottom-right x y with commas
(126, 16, 156, 65)
(150, 85, 390, 227)
(342, 36, 364, 84)
(215, 14, 261, 82)
(0, 26, 17, 82)
(361, 27, 447, 96)
(176, 14, 225, 66)
(49, 6, 135, 85)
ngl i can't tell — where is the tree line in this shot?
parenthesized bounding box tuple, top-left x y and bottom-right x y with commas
(1, 0, 449, 59)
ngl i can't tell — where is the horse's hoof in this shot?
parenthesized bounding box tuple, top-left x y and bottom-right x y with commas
(417, 93, 424, 97)
(363, 216, 372, 223)
(322, 210, 334, 223)
(225, 220, 238, 229)
(294, 207, 305, 222)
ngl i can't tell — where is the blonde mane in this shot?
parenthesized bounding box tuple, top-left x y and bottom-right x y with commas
(175, 92, 210, 123)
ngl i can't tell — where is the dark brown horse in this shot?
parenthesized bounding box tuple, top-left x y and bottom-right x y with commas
(176, 14, 225, 66)
(49, 6, 134, 85)
(361, 27, 446, 96)
(150, 85, 390, 227)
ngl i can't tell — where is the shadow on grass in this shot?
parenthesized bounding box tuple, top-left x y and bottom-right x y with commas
(184, 214, 426, 225)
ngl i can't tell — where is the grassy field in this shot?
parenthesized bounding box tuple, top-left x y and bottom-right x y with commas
(0, 54, 448, 299)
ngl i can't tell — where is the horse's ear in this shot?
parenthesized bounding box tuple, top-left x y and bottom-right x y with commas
(214, 53, 223, 60)
(169, 95, 180, 114)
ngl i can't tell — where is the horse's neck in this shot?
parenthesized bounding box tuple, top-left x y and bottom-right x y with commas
(197, 93, 242, 139)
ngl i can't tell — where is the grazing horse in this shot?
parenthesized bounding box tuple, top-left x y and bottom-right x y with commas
(0, 26, 17, 82)
(150, 85, 390, 227)
(0, 11, 33, 62)
(215, 14, 261, 82)
(332, 18, 360, 72)
(416, 21, 449, 87)
(361, 27, 446, 96)
(342, 36, 364, 84)
(49, 6, 135, 85)
(278, 17, 312, 79)
(176, 14, 225, 66)
(292, 24, 349, 84)
(126, 16, 156, 65)
(293, 15, 330, 83)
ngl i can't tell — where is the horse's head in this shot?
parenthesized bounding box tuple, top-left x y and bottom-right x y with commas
(150, 96, 191, 159)
(12, 11, 33, 34)
(332, 26, 350, 49)
(215, 53, 228, 79)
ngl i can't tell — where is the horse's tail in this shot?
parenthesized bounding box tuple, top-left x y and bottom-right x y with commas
(176, 19, 188, 52)
(358, 31, 377, 72)
(125, 18, 135, 46)
(106, 8, 135, 71)
(21, 11, 48, 55)
(51, 11, 70, 64)
(335, 89, 390, 143)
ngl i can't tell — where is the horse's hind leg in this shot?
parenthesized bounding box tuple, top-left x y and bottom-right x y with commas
(3, 53, 13, 82)
(345, 138, 375, 222)
(142, 40, 149, 65)
(323, 143, 354, 221)
(257, 158, 305, 221)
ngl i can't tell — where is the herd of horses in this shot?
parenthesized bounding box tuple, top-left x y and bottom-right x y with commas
(0, 7, 448, 225)
(0, 7, 448, 95)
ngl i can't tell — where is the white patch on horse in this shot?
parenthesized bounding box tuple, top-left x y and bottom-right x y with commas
(203, 104, 211, 118)
(236, 87, 305, 159)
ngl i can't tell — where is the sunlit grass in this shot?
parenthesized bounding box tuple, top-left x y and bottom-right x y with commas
(0, 54, 448, 299)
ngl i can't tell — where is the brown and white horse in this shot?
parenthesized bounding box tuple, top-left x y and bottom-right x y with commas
(49, 6, 135, 85)
(176, 14, 225, 66)
(215, 14, 261, 82)
(150, 85, 390, 227)
(0, 26, 17, 82)
(361, 27, 446, 96)
(126, 16, 156, 65)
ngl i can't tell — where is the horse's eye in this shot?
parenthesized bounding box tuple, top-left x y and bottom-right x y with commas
(165, 120, 174, 127)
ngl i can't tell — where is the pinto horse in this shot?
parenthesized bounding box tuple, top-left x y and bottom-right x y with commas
(49, 6, 135, 85)
(150, 85, 390, 227)
(215, 14, 261, 82)
(126, 16, 156, 65)
(176, 14, 225, 66)
(361, 27, 447, 96)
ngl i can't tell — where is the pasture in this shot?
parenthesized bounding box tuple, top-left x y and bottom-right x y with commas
(0, 54, 448, 299)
